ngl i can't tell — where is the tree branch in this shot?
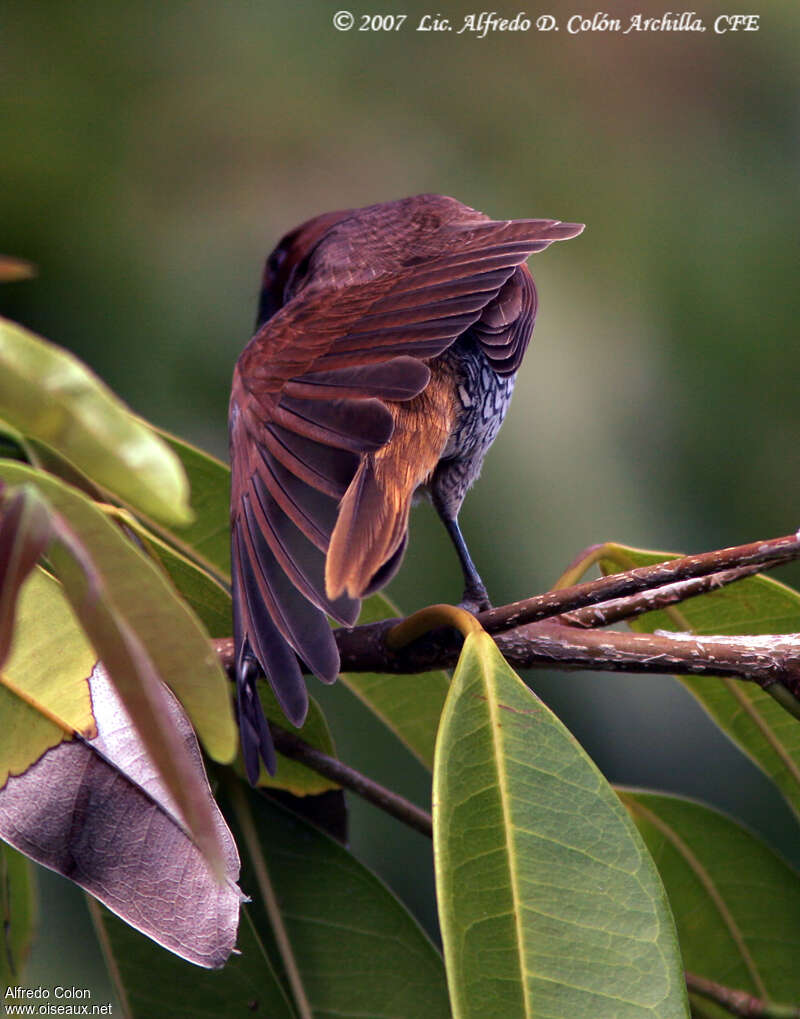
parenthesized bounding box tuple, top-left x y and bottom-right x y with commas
(556, 562, 779, 629)
(686, 971, 800, 1017)
(212, 529, 800, 700)
(476, 531, 800, 633)
(208, 532, 800, 840)
(269, 722, 432, 838)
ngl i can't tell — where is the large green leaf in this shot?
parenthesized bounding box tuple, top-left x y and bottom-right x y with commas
(340, 593, 450, 769)
(109, 507, 233, 637)
(0, 462, 236, 765)
(0, 318, 192, 526)
(598, 544, 800, 821)
(153, 429, 232, 579)
(12, 433, 108, 502)
(92, 905, 292, 1017)
(228, 786, 450, 1018)
(434, 630, 688, 1018)
(1, 843, 36, 991)
(0, 567, 95, 784)
(622, 790, 800, 1014)
(248, 683, 338, 797)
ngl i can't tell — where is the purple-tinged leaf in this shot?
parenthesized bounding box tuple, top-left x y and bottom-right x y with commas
(0, 663, 242, 969)
(0, 467, 234, 876)
(45, 535, 232, 879)
(0, 485, 52, 666)
(0, 258, 35, 283)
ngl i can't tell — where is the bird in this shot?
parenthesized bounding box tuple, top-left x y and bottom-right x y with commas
(229, 194, 584, 781)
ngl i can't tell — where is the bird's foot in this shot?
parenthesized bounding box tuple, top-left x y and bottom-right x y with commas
(459, 586, 492, 615)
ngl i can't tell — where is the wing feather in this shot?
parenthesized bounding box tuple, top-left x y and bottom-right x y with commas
(230, 206, 583, 775)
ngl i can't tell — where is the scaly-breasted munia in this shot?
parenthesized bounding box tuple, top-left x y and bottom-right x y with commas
(229, 194, 583, 779)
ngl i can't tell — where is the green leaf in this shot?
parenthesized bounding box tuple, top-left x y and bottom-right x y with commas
(1, 842, 37, 990)
(0, 462, 236, 766)
(340, 593, 450, 769)
(598, 544, 800, 821)
(249, 682, 338, 796)
(228, 786, 450, 1019)
(622, 790, 800, 1012)
(108, 507, 232, 637)
(92, 905, 293, 1018)
(434, 631, 688, 1019)
(153, 428, 232, 579)
(0, 567, 96, 784)
(14, 433, 107, 502)
(0, 317, 192, 526)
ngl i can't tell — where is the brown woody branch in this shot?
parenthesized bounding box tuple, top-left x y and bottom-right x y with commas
(213, 530, 800, 697)
(210, 531, 800, 844)
(476, 531, 800, 633)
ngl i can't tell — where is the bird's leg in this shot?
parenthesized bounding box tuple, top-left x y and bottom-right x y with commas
(437, 510, 492, 613)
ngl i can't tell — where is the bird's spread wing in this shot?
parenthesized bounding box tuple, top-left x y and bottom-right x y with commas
(229, 216, 582, 779)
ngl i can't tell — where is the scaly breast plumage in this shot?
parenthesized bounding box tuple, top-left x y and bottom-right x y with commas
(440, 340, 517, 464)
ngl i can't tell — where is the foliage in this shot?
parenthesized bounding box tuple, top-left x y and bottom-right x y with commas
(1, 315, 800, 1017)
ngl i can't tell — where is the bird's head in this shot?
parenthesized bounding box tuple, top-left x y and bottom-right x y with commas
(256, 207, 354, 326)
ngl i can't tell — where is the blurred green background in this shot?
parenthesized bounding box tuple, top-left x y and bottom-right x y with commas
(3, 0, 799, 997)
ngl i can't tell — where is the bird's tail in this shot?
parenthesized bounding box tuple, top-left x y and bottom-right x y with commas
(325, 454, 409, 600)
(325, 367, 457, 600)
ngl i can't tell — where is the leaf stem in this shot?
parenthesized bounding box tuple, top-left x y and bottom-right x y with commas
(227, 778, 314, 1019)
(387, 602, 483, 649)
(85, 896, 133, 1019)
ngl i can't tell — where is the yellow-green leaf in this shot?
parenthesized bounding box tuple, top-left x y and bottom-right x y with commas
(340, 593, 450, 769)
(434, 631, 688, 1018)
(598, 544, 800, 822)
(0, 317, 192, 527)
(0, 567, 95, 785)
(1, 843, 37, 989)
(622, 790, 800, 1013)
(0, 462, 236, 765)
(0, 484, 52, 665)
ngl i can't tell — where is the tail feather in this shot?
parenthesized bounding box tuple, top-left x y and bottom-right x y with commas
(325, 366, 458, 600)
(325, 455, 411, 600)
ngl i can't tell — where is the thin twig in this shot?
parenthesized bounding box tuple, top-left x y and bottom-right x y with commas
(557, 561, 786, 629)
(686, 972, 800, 1018)
(476, 531, 800, 634)
(269, 722, 433, 838)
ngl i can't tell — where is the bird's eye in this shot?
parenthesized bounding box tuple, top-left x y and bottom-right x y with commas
(286, 251, 314, 296)
(268, 247, 287, 274)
